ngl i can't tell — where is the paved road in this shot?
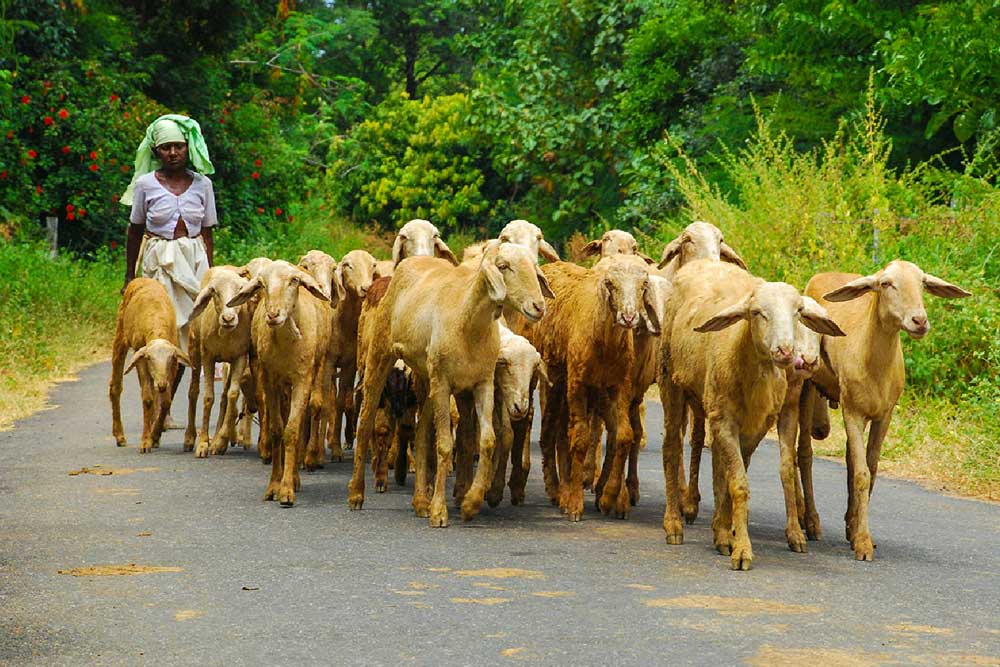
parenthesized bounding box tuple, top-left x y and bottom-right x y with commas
(1, 362, 998, 666)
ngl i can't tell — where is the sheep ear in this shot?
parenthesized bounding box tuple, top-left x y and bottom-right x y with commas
(642, 288, 662, 335)
(434, 237, 459, 266)
(237, 266, 252, 279)
(637, 251, 656, 265)
(923, 273, 971, 298)
(657, 237, 684, 269)
(172, 345, 192, 367)
(694, 296, 750, 332)
(295, 269, 330, 302)
(535, 265, 555, 299)
(481, 258, 506, 302)
(332, 266, 348, 305)
(822, 275, 877, 302)
(534, 358, 551, 388)
(189, 285, 215, 323)
(800, 300, 846, 337)
(581, 240, 602, 258)
(124, 347, 147, 375)
(538, 239, 560, 262)
(720, 242, 748, 270)
(226, 276, 262, 307)
(392, 234, 406, 266)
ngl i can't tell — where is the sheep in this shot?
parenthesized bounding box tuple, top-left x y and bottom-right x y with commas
(498, 219, 560, 262)
(392, 218, 459, 266)
(226, 260, 332, 506)
(182, 266, 253, 458)
(520, 255, 658, 521)
(351, 241, 552, 526)
(658, 260, 844, 569)
(232, 256, 273, 453)
(484, 324, 548, 507)
(373, 260, 395, 280)
(109, 278, 190, 454)
(372, 360, 418, 491)
(801, 260, 970, 561)
(581, 229, 653, 263)
(326, 249, 378, 459)
(656, 220, 747, 278)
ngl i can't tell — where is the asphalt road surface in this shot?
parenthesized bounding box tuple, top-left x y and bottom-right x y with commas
(2, 362, 998, 666)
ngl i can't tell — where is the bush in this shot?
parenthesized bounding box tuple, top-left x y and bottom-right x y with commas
(325, 92, 499, 236)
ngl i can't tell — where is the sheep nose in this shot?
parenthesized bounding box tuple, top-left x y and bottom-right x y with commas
(531, 300, 545, 317)
(221, 312, 236, 324)
(775, 345, 793, 361)
(621, 312, 637, 327)
(157, 383, 168, 393)
(911, 315, 928, 328)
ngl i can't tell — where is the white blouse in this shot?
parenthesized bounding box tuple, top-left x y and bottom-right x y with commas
(129, 170, 217, 237)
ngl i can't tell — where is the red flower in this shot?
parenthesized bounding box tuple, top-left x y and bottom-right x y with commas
(110, 240, 118, 249)
(0, 170, 6, 180)
(5, 131, 12, 139)
(120, 165, 130, 173)
(26, 149, 37, 159)
(275, 207, 283, 216)
(254, 159, 262, 167)
(89, 163, 99, 172)
(36, 185, 42, 194)
(44, 116, 54, 126)
(288, 215, 294, 222)
(58, 109, 68, 119)
(20, 95, 30, 104)
(66, 204, 75, 213)
(110, 94, 119, 102)
(112, 194, 119, 203)
(256, 207, 264, 214)
(89, 151, 97, 160)
(78, 209, 85, 218)
(251, 171, 259, 180)
(66, 212, 75, 221)
(62, 145, 71, 154)
(219, 118, 225, 124)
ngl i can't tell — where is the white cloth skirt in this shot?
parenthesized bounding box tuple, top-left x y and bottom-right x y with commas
(139, 235, 209, 353)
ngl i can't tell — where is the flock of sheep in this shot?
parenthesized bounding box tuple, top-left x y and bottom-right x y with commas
(108, 218, 971, 570)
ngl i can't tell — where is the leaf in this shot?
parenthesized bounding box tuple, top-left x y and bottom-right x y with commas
(953, 109, 981, 143)
(924, 107, 957, 140)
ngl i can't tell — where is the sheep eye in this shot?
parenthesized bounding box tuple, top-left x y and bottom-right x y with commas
(499, 235, 510, 243)
(752, 309, 766, 319)
(880, 280, 893, 289)
(497, 262, 510, 271)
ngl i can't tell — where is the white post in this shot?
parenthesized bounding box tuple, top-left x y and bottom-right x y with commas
(45, 216, 58, 259)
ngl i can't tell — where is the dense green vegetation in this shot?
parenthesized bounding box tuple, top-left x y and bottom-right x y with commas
(0, 1, 996, 492)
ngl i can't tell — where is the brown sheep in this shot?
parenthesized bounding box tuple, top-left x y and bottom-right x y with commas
(109, 278, 190, 454)
(803, 260, 970, 561)
(659, 260, 844, 570)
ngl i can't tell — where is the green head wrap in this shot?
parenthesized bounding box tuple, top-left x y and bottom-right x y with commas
(120, 114, 215, 206)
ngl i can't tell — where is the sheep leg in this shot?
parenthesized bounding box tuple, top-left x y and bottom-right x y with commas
(342, 363, 358, 450)
(351, 349, 393, 511)
(411, 399, 433, 516)
(626, 398, 642, 506)
(372, 406, 391, 493)
(561, 378, 591, 522)
(659, 380, 686, 545)
(453, 394, 476, 504)
(486, 406, 512, 508)
(710, 440, 731, 553)
(682, 414, 705, 524)
(711, 419, 752, 571)
(303, 355, 332, 471)
(213, 363, 229, 436)
(236, 364, 256, 449)
(797, 385, 822, 540)
(598, 388, 631, 519)
(583, 412, 602, 492)
(183, 338, 200, 450)
(508, 414, 530, 505)
(461, 381, 498, 521)
(137, 365, 156, 454)
(811, 392, 831, 439)
(537, 376, 564, 505)
(211, 355, 246, 456)
(330, 368, 354, 462)
(276, 381, 311, 506)
(428, 374, 454, 527)
(195, 353, 215, 458)
(109, 338, 128, 447)
(255, 361, 271, 463)
(262, 381, 285, 500)
(843, 409, 874, 560)
(151, 371, 172, 450)
(777, 390, 808, 553)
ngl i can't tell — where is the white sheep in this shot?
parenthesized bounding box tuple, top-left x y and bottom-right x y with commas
(392, 218, 459, 266)
(802, 260, 970, 561)
(581, 229, 654, 263)
(183, 266, 253, 458)
(659, 260, 844, 570)
(109, 278, 190, 453)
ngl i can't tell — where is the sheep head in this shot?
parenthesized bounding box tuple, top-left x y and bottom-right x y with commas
(792, 296, 826, 376)
(640, 273, 671, 336)
(125, 338, 190, 393)
(337, 249, 378, 301)
(596, 255, 660, 332)
(696, 282, 845, 368)
(298, 250, 342, 304)
(498, 219, 560, 263)
(189, 267, 250, 330)
(373, 259, 395, 281)
(480, 241, 552, 323)
(822, 260, 971, 339)
(227, 260, 330, 329)
(582, 229, 654, 264)
(495, 329, 544, 421)
(658, 221, 747, 271)
(241, 257, 273, 279)
(392, 219, 458, 266)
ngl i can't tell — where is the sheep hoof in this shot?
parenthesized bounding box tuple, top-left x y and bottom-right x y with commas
(565, 509, 583, 522)
(374, 479, 387, 494)
(261, 456, 272, 465)
(263, 483, 279, 501)
(429, 507, 448, 527)
(115, 436, 128, 447)
(805, 515, 823, 540)
(343, 442, 354, 451)
(347, 494, 364, 511)
(278, 489, 295, 507)
(139, 443, 153, 454)
(731, 550, 753, 571)
(509, 490, 524, 506)
(460, 495, 483, 521)
(716, 542, 732, 556)
(787, 531, 808, 553)
(852, 536, 874, 561)
(413, 504, 430, 518)
(665, 533, 683, 545)
(194, 443, 209, 459)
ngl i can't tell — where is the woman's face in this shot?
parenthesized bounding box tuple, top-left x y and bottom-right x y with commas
(155, 141, 188, 169)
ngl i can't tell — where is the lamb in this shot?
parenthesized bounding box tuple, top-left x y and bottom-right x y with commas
(581, 229, 654, 263)
(520, 255, 658, 521)
(392, 218, 459, 266)
(109, 278, 190, 453)
(183, 266, 253, 458)
(658, 260, 844, 570)
(351, 241, 552, 526)
(801, 260, 970, 561)
(226, 260, 332, 505)
(326, 249, 378, 459)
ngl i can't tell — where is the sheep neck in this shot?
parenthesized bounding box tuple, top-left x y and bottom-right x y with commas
(460, 271, 504, 336)
(861, 294, 901, 376)
(590, 287, 631, 354)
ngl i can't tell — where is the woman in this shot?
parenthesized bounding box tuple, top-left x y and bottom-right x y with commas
(121, 114, 217, 410)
